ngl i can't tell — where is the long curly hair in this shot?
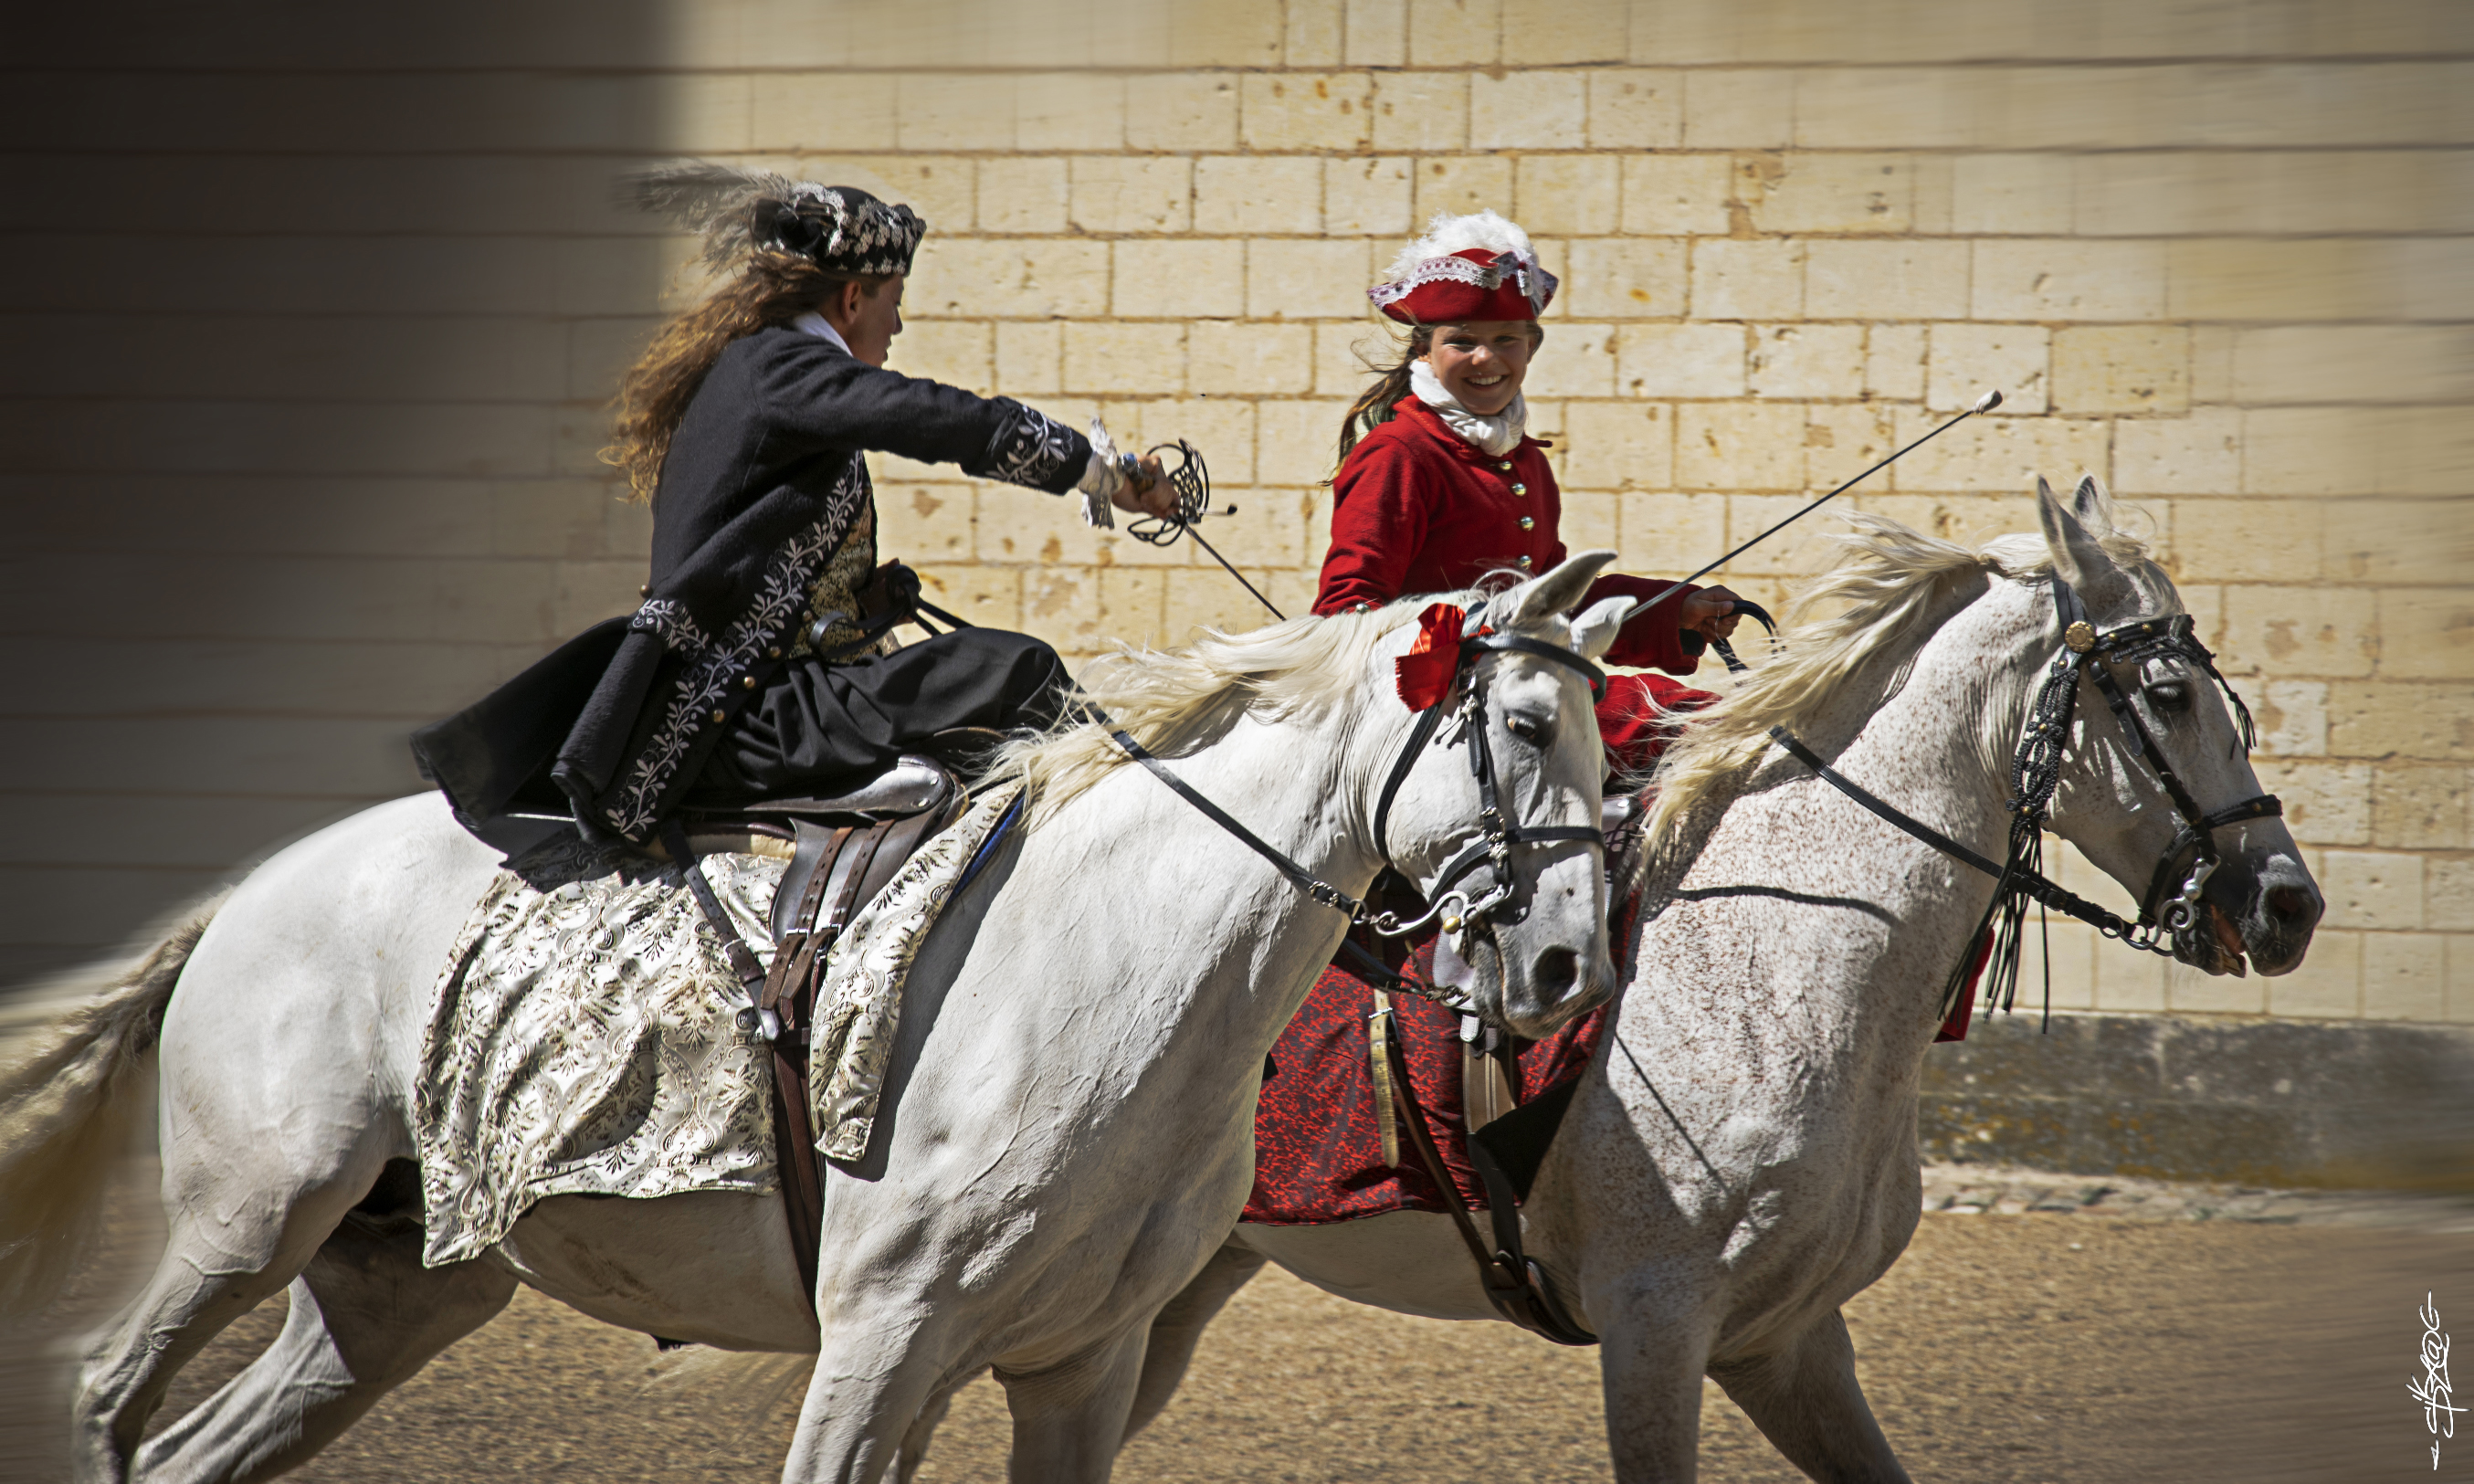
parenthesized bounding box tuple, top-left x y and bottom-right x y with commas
(603, 253, 885, 501)
(602, 162, 910, 502)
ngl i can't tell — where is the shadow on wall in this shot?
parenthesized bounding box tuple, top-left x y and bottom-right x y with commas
(0, 2, 673, 986)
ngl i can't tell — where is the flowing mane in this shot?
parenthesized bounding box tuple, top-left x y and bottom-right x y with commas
(1644, 510, 2159, 848)
(988, 595, 1459, 821)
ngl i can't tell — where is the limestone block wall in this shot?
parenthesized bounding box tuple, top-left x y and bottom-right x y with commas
(662, 0, 2472, 1025)
(4, 0, 2468, 1032)
(0, 2, 671, 982)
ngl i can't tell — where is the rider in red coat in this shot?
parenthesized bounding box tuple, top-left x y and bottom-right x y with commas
(1251, 214, 1754, 1227)
(1312, 210, 1738, 776)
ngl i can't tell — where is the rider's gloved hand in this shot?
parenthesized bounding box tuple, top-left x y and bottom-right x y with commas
(1680, 585, 1744, 642)
(1114, 453, 1173, 519)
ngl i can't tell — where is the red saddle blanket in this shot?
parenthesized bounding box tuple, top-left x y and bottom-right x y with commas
(1244, 918, 1992, 1226)
(1244, 938, 1608, 1226)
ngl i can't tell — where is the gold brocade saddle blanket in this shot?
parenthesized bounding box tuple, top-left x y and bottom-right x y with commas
(412, 787, 1020, 1268)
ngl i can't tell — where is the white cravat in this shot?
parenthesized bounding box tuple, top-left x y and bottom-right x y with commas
(790, 310, 855, 356)
(1410, 360, 1527, 458)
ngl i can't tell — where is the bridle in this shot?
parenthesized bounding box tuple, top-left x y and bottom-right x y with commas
(1105, 601, 1608, 1013)
(2037, 576, 2280, 946)
(1364, 616, 1608, 950)
(1762, 572, 2281, 1016)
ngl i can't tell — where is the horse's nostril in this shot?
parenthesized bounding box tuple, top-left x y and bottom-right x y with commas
(1531, 946, 1580, 1004)
(2267, 884, 2321, 930)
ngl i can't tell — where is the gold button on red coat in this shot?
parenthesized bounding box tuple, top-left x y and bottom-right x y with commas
(1511, 482, 1528, 497)
(1519, 516, 1534, 531)
(1497, 459, 1513, 470)
(1516, 554, 1532, 568)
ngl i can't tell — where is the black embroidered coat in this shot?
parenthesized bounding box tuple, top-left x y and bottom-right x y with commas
(413, 326, 1087, 843)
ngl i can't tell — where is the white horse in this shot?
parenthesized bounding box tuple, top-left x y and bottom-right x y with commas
(1110, 480, 2325, 1481)
(0, 554, 1633, 1484)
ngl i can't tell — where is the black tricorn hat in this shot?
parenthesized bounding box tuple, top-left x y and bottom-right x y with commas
(752, 185, 923, 277)
(627, 163, 926, 277)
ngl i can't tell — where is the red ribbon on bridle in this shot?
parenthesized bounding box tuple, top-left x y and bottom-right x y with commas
(1395, 603, 1472, 711)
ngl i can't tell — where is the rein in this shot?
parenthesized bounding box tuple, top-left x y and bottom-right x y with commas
(1760, 574, 2280, 1022)
(1104, 608, 1607, 1011)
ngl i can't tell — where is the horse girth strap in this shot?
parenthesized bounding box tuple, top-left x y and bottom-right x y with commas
(1374, 1007, 1597, 1346)
(663, 805, 960, 1311)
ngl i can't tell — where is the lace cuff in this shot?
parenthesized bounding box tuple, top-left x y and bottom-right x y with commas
(1073, 416, 1128, 529)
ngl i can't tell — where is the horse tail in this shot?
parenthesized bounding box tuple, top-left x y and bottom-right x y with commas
(0, 898, 223, 1321)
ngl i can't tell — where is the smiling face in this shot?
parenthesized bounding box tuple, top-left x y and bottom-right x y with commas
(1422, 320, 1539, 416)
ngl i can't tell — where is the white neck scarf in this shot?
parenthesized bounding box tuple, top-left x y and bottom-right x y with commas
(1410, 359, 1527, 458)
(790, 310, 854, 357)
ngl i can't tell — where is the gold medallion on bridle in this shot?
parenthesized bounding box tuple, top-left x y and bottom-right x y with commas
(2064, 621, 2097, 653)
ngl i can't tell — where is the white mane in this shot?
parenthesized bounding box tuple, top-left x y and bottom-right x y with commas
(988, 595, 1419, 820)
(1643, 510, 2158, 847)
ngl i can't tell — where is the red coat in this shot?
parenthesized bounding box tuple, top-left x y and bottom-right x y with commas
(1313, 397, 1715, 774)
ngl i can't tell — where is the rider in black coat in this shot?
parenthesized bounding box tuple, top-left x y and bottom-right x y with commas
(413, 171, 1168, 847)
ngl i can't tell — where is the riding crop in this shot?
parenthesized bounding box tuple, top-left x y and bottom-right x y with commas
(1618, 388, 2005, 626)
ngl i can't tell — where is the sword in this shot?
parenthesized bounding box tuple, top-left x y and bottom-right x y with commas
(1618, 389, 2005, 626)
(1121, 441, 1287, 621)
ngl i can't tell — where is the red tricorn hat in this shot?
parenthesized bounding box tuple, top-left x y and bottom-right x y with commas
(1367, 211, 1558, 325)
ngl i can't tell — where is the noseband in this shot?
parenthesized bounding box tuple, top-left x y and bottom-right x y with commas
(1107, 607, 1606, 1012)
(1765, 573, 2281, 1016)
(2034, 577, 2281, 946)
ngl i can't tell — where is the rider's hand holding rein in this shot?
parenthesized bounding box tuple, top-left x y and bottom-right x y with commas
(1681, 586, 1743, 642)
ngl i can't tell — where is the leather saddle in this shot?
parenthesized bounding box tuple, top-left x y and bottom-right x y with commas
(659, 751, 977, 1308)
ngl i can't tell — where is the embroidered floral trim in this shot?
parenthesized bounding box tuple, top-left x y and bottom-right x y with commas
(1367, 249, 1559, 316)
(629, 598, 712, 656)
(983, 402, 1079, 489)
(605, 458, 873, 837)
(765, 183, 925, 277)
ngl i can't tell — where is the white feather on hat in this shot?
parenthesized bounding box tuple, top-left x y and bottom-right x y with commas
(1379, 209, 1538, 285)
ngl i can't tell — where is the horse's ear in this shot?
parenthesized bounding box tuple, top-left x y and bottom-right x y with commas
(1503, 549, 1616, 632)
(2038, 474, 2133, 611)
(1569, 595, 1630, 661)
(2071, 474, 2113, 532)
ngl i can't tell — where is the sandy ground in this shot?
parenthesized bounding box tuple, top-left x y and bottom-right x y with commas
(7, 1168, 2472, 1484)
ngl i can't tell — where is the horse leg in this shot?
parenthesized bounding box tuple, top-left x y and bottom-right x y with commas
(130, 1214, 515, 1484)
(1121, 1238, 1265, 1441)
(73, 1159, 388, 1483)
(892, 1372, 974, 1484)
(1706, 1309, 1910, 1484)
(1595, 1294, 1715, 1483)
(993, 1324, 1151, 1484)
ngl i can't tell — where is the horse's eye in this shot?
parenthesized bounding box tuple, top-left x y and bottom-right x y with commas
(2147, 679, 2193, 714)
(1506, 712, 1553, 747)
